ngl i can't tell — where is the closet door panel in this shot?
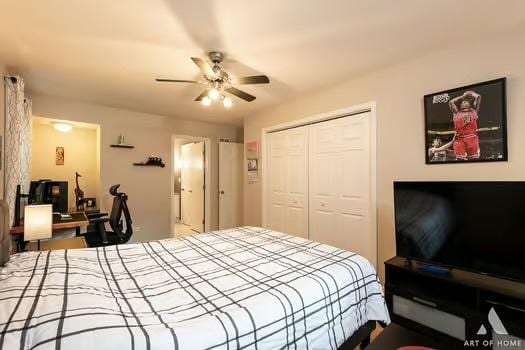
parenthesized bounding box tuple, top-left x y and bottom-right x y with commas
(267, 126, 309, 238)
(268, 133, 286, 232)
(309, 113, 372, 260)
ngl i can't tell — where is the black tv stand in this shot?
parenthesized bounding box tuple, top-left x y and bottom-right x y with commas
(385, 257, 525, 348)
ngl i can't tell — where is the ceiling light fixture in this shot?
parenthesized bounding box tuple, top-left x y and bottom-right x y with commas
(208, 88, 220, 100)
(201, 96, 212, 107)
(223, 97, 233, 108)
(53, 123, 73, 133)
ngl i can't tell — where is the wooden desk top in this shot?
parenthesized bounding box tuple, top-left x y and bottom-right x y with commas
(26, 236, 87, 251)
(9, 212, 89, 236)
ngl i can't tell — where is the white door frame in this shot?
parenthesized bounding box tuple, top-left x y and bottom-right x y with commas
(261, 102, 378, 266)
(171, 134, 211, 236)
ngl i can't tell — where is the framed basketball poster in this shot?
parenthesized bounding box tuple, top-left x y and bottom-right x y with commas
(424, 78, 507, 164)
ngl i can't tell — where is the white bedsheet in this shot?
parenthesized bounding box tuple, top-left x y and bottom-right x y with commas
(0, 227, 389, 350)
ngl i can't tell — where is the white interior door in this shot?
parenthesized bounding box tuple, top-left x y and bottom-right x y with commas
(309, 112, 372, 260)
(189, 142, 205, 232)
(219, 142, 243, 229)
(181, 142, 205, 232)
(267, 126, 309, 238)
(181, 143, 191, 226)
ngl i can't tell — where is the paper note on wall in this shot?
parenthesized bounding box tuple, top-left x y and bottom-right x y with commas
(246, 141, 259, 184)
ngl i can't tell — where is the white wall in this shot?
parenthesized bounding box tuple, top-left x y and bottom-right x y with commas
(31, 94, 242, 242)
(244, 33, 525, 279)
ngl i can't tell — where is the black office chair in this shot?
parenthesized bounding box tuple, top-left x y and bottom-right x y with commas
(84, 184, 133, 248)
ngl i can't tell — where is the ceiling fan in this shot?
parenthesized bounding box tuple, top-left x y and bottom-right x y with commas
(156, 51, 270, 108)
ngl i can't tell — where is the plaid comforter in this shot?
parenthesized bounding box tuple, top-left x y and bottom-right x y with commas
(0, 227, 389, 350)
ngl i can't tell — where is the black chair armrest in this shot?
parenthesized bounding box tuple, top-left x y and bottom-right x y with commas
(87, 212, 108, 220)
(90, 217, 110, 224)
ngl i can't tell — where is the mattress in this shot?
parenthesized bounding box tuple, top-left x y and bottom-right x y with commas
(0, 227, 389, 350)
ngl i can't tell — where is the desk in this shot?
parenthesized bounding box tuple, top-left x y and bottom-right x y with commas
(10, 212, 89, 252)
(26, 236, 87, 251)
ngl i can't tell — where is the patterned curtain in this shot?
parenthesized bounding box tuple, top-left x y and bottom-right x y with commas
(4, 76, 31, 228)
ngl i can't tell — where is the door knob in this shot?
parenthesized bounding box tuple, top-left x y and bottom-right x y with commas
(220, 190, 225, 195)
(320, 202, 326, 207)
(188, 190, 193, 193)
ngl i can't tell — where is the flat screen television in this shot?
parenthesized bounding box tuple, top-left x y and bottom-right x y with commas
(394, 181, 525, 282)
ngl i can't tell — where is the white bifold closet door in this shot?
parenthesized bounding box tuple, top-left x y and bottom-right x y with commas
(267, 126, 309, 238)
(308, 112, 371, 258)
(266, 112, 373, 261)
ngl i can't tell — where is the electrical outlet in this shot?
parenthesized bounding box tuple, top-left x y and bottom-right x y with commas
(132, 225, 141, 232)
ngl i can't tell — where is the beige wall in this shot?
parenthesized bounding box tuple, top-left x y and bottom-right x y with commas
(244, 33, 525, 280)
(31, 120, 99, 210)
(31, 94, 242, 242)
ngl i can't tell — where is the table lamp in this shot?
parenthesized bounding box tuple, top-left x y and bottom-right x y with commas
(24, 204, 53, 250)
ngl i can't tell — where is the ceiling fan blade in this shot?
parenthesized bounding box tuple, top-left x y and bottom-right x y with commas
(191, 57, 217, 80)
(155, 78, 202, 84)
(195, 89, 210, 101)
(236, 75, 270, 84)
(225, 87, 256, 102)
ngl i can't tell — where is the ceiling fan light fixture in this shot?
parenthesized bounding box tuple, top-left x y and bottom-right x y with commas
(208, 88, 220, 100)
(201, 96, 212, 106)
(223, 97, 233, 108)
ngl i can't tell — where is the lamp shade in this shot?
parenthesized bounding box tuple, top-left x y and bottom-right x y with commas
(24, 205, 53, 241)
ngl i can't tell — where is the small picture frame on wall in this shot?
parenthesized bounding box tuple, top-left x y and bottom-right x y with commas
(424, 78, 507, 164)
(56, 146, 65, 165)
(247, 159, 258, 171)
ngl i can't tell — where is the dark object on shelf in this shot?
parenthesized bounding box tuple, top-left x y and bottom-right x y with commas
(366, 323, 443, 350)
(82, 184, 133, 247)
(133, 156, 165, 168)
(110, 144, 134, 149)
(385, 256, 525, 349)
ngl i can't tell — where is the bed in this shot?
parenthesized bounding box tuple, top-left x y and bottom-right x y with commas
(0, 226, 389, 349)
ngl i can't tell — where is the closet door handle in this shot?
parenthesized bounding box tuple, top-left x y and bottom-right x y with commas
(220, 190, 225, 195)
(320, 202, 326, 207)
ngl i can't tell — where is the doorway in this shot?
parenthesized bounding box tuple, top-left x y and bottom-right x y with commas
(171, 135, 211, 237)
(30, 116, 101, 238)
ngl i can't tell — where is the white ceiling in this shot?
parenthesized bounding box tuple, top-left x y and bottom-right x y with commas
(1, 1, 524, 126)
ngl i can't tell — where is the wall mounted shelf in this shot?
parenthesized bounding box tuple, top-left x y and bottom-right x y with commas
(110, 144, 135, 149)
(133, 162, 165, 168)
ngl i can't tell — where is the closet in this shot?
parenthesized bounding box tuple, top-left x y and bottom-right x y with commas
(266, 111, 374, 262)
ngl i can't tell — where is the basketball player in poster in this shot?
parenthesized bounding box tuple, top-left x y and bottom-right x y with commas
(448, 90, 482, 160)
(428, 134, 455, 162)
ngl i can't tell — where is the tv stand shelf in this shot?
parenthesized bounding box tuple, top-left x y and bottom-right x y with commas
(387, 257, 525, 301)
(385, 257, 525, 347)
